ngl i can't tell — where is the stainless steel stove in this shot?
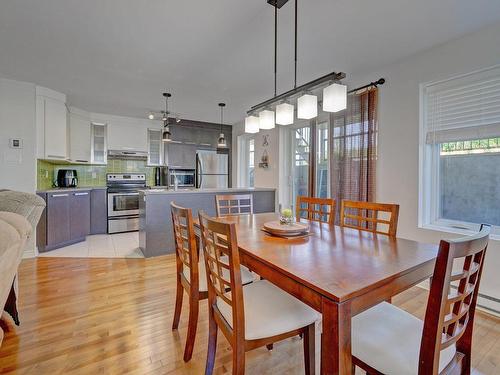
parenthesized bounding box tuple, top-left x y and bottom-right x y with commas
(107, 173, 146, 234)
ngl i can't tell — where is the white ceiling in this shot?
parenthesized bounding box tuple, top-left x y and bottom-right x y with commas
(1, 0, 500, 124)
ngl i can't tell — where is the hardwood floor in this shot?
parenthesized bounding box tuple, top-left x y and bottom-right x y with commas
(0, 256, 499, 374)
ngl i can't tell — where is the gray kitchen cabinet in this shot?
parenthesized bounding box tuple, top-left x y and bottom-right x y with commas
(165, 143, 197, 169)
(46, 192, 71, 247)
(38, 189, 92, 251)
(69, 191, 91, 239)
(90, 189, 107, 234)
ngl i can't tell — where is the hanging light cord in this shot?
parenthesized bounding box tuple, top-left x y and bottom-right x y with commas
(294, 0, 298, 89)
(274, 1, 278, 97)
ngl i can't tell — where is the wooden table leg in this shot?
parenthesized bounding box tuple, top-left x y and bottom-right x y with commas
(321, 298, 352, 375)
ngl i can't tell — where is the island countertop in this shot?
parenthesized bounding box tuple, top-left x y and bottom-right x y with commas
(138, 187, 276, 257)
(140, 187, 276, 195)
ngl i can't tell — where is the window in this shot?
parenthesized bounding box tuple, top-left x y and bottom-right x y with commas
(315, 121, 329, 198)
(248, 138, 255, 187)
(237, 135, 255, 188)
(420, 65, 500, 236)
(292, 125, 311, 204)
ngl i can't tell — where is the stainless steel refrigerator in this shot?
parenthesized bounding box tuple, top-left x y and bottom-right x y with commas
(196, 150, 228, 189)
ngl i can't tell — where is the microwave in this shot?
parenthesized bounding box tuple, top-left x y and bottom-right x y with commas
(168, 169, 195, 188)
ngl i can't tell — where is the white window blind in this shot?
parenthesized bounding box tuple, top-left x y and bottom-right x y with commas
(424, 65, 500, 144)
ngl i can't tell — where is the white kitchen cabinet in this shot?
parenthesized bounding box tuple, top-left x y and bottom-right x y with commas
(69, 113, 91, 163)
(36, 87, 68, 161)
(147, 129, 163, 166)
(107, 122, 148, 151)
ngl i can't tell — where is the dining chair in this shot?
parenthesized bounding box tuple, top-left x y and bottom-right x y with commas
(351, 224, 490, 375)
(296, 196, 336, 224)
(215, 194, 253, 217)
(198, 210, 321, 375)
(170, 202, 254, 362)
(340, 199, 400, 236)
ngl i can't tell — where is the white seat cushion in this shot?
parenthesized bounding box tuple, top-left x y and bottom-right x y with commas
(183, 256, 255, 292)
(352, 302, 456, 375)
(217, 280, 321, 340)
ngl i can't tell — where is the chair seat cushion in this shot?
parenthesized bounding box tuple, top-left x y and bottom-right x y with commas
(352, 302, 456, 375)
(183, 256, 255, 292)
(217, 280, 321, 340)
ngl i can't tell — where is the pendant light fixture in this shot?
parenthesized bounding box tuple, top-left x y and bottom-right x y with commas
(162, 92, 172, 142)
(245, 115, 260, 133)
(245, 0, 348, 131)
(323, 82, 347, 112)
(297, 93, 318, 119)
(216, 103, 228, 154)
(259, 109, 275, 129)
(276, 102, 294, 125)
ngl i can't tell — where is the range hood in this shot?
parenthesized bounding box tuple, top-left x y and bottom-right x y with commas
(108, 149, 148, 160)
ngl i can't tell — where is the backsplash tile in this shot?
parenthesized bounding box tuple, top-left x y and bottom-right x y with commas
(37, 159, 157, 190)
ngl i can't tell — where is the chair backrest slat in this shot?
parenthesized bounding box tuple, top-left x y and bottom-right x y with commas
(215, 194, 253, 217)
(296, 196, 336, 224)
(198, 211, 245, 336)
(419, 225, 490, 374)
(171, 202, 198, 291)
(340, 200, 399, 236)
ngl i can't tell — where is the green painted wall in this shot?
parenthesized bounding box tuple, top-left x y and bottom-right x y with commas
(37, 159, 157, 190)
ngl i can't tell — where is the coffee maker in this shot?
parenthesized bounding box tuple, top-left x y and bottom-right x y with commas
(56, 169, 78, 188)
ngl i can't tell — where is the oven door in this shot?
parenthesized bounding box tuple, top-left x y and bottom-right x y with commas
(107, 192, 140, 217)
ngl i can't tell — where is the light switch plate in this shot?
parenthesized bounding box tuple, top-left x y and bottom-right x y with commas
(9, 138, 23, 149)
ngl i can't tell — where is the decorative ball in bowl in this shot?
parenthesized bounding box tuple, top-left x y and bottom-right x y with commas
(280, 208, 294, 225)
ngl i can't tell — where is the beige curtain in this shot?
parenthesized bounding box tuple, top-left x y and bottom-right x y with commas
(330, 88, 378, 222)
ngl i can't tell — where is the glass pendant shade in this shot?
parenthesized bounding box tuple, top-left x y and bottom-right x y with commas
(323, 83, 347, 112)
(297, 94, 318, 119)
(217, 133, 227, 148)
(162, 127, 172, 142)
(245, 115, 260, 133)
(259, 110, 275, 129)
(275, 103, 294, 125)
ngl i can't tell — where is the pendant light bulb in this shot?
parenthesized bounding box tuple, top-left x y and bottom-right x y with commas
(323, 83, 347, 113)
(275, 102, 294, 125)
(297, 94, 318, 119)
(162, 126, 172, 142)
(245, 115, 260, 133)
(259, 110, 275, 129)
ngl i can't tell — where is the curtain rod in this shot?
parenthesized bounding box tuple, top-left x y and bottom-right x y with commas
(348, 78, 385, 94)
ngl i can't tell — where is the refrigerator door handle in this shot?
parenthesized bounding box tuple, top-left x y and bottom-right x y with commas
(196, 154, 203, 188)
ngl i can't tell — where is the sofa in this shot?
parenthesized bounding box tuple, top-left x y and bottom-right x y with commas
(0, 190, 46, 346)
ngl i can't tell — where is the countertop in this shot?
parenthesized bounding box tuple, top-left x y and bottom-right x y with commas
(37, 186, 107, 193)
(141, 187, 276, 195)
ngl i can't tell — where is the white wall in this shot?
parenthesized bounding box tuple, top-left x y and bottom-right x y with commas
(346, 21, 500, 313)
(0, 78, 36, 192)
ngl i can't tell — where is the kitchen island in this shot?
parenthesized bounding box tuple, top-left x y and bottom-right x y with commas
(138, 188, 276, 257)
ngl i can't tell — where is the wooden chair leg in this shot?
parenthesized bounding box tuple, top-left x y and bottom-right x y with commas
(172, 277, 183, 330)
(183, 294, 199, 362)
(232, 345, 246, 375)
(266, 343, 273, 351)
(303, 323, 315, 375)
(205, 310, 218, 375)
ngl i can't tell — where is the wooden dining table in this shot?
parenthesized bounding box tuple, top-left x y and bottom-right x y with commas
(195, 212, 438, 375)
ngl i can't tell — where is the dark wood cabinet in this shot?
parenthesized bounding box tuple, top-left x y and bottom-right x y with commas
(90, 189, 107, 234)
(46, 192, 71, 247)
(69, 191, 91, 239)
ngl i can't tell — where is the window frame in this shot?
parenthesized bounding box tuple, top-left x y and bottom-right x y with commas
(418, 67, 500, 240)
(237, 134, 256, 188)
